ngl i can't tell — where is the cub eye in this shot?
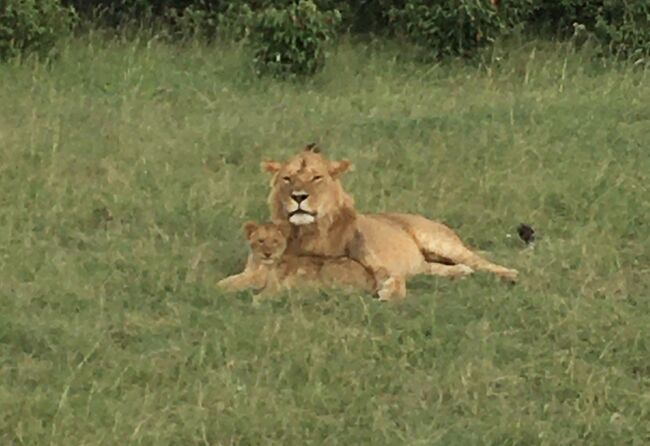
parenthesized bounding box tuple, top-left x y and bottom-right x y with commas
(312, 175, 323, 182)
(282, 176, 291, 183)
(257, 239, 264, 244)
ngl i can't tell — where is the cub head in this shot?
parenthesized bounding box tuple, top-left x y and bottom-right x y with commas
(242, 221, 291, 264)
(262, 144, 353, 226)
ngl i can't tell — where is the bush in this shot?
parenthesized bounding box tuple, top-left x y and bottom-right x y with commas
(62, 0, 400, 36)
(248, 0, 341, 79)
(593, 1, 649, 60)
(0, 0, 76, 61)
(528, 0, 601, 34)
(62, 0, 194, 22)
(165, 2, 221, 40)
(528, 0, 650, 60)
(316, 0, 403, 34)
(498, 0, 536, 29)
(212, 2, 254, 41)
(30, 0, 648, 63)
(390, 0, 505, 60)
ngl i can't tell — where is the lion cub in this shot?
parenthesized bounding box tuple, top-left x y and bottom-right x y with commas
(217, 221, 378, 294)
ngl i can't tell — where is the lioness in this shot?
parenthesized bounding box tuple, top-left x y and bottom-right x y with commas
(217, 221, 379, 294)
(262, 145, 519, 301)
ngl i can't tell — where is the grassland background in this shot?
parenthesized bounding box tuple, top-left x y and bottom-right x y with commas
(0, 34, 649, 445)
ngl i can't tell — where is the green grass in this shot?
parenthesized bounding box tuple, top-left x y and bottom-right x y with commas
(1, 34, 649, 445)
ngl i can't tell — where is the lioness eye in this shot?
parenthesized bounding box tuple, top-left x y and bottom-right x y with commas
(282, 176, 291, 183)
(312, 175, 323, 182)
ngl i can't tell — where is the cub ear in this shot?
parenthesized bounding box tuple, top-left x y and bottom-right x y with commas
(261, 160, 282, 174)
(277, 221, 292, 239)
(242, 221, 258, 240)
(328, 159, 352, 177)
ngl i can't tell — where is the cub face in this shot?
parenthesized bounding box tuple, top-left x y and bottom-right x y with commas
(242, 221, 291, 264)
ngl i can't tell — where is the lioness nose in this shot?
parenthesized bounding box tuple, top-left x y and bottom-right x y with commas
(291, 192, 309, 204)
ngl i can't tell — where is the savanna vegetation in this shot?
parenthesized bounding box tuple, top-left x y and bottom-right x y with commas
(1, 0, 649, 444)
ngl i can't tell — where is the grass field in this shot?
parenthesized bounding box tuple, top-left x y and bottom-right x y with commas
(1, 33, 649, 445)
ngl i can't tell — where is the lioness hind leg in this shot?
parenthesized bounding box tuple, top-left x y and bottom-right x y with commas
(423, 263, 474, 278)
(426, 243, 518, 283)
(383, 213, 519, 283)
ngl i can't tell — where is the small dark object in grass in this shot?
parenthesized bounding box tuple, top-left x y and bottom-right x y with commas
(517, 223, 535, 244)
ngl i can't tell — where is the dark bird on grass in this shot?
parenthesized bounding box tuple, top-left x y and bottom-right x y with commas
(517, 223, 535, 244)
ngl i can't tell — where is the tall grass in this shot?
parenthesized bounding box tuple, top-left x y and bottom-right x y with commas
(0, 33, 649, 444)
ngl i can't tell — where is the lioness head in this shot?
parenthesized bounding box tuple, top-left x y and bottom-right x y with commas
(262, 144, 353, 226)
(242, 221, 291, 264)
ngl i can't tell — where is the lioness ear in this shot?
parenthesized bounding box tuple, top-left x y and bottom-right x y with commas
(261, 160, 282, 174)
(328, 159, 352, 177)
(242, 221, 258, 240)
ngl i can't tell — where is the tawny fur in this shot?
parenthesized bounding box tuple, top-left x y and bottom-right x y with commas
(216, 221, 377, 294)
(262, 147, 519, 301)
